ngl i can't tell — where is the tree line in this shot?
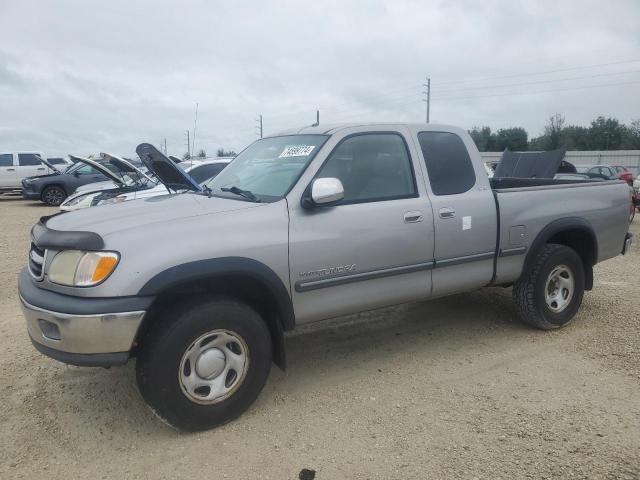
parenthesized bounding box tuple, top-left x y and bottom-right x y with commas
(182, 148, 237, 160)
(469, 114, 640, 152)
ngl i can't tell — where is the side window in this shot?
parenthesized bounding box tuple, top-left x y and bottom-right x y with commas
(316, 133, 416, 203)
(0, 154, 13, 167)
(18, 153, 42, 166)
(418, 132, 476, 195)
(77, 165, 97, 174)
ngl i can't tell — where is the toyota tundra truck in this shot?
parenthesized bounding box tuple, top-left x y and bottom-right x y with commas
(18, 123, 633, 431)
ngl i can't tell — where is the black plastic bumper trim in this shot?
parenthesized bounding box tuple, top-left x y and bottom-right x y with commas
(31, 338, 130, 367)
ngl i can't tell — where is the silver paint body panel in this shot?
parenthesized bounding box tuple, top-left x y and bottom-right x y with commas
(27, 123, 630, 332)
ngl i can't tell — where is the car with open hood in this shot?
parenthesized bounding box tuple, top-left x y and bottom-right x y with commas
(60, 157, 231, 211)
(21, 155, 129, 206)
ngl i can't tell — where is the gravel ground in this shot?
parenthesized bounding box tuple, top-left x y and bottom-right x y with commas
(0, 196, 639, 480)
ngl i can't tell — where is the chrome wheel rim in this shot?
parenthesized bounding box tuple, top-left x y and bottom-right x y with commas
(545, 265, 574, 313)
(179, 330, 249, 405)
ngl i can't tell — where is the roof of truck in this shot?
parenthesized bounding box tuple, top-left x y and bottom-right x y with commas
(273, 122, 464, 136)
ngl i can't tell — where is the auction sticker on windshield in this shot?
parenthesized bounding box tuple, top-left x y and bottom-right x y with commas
(279, 145, 315, 158)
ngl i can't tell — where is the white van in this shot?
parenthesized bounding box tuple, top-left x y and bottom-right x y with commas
(0, 152, 58, 192)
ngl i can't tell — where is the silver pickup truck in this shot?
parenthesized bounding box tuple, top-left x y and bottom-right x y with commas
(18, 123, 633, 430)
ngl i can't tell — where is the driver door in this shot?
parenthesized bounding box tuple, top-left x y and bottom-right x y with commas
(288, 129, 434, 324)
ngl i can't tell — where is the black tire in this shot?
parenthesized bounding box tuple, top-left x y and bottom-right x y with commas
(136, 298, 272, 431)
(513, 244, 585, 330)
(41, 185, 66, 206)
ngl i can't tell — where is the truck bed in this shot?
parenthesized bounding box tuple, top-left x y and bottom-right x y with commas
(491, 178, 630, 286)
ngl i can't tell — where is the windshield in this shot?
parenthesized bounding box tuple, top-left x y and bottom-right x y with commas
(204, 135, 328, 202)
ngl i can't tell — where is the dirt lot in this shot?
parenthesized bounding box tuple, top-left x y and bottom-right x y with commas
(0, 196, 638, 480)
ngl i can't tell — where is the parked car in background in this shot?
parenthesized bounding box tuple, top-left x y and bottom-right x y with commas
(632, 174, 640, 217)
(576, 165, 623, 181)
(612, 165, 634, 185)
(46, 157, 74, 170)
(60, 158, 231, 211)
(0, 152, 58, 193)
(22, 156, 120, 206)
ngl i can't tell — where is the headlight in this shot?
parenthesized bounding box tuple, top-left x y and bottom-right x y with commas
(62, 193, 92, 207)
(97, 195, 127, 206)
(48, 250, 119, 287)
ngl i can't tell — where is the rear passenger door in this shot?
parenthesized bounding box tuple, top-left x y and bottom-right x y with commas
(416, 131, 497, 297)
(17, 153, 47, 180)
(288, 129, 434, 324)
(0, 153, 16, 187)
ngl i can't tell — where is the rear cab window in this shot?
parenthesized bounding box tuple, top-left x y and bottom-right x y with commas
(418, 132, 476, 195)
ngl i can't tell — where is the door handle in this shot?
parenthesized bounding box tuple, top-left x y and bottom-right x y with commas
(37, 167, 45, 171)
(439, 207, 456, 219)
(7, 168, 15, 171)
(404, 211, 423, 223)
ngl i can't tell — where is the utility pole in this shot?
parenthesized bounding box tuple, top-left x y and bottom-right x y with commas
(184, 130, 190, 158)
(312, 109, 320, 127)
(422, 77, 431, 123)
(192, 102, 199, 155)
(256, 114, 263, 138)
(164, 138, 167, 155)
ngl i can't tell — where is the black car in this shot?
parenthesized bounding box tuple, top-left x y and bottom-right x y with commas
(22, 158, 114, 206)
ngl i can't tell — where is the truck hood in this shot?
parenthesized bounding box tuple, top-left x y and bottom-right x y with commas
(136, 143, 202, 192)
(45, 192, 264, 238)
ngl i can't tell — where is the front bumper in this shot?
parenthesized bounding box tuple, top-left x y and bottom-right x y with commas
(21, 189, 41, 200)
(18, 268, 152, 366)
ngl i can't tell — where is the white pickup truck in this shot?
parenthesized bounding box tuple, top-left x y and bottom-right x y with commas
(0, 151, 60, 192)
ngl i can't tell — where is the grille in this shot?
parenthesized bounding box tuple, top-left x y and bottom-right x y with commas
(28, 242, 46, 280)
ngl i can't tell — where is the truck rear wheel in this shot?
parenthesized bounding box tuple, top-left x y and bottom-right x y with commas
(135, 298, 272, 431)
(513, 244, 585, 329)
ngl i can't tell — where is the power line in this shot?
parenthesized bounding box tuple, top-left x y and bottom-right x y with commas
(435, 69, 640, 95)
(436, 59, 640, 86)
(437, 79, 640, 102)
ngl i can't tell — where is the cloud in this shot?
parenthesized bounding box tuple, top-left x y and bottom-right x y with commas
(0, 0, 638, 157)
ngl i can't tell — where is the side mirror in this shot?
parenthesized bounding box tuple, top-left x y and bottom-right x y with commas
(73, 171, 80, 177)
(302, 177, 344, 209)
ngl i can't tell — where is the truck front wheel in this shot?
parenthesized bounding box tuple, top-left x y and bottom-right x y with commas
(136, 298, 272, 431)
(513, 244, 585, 329)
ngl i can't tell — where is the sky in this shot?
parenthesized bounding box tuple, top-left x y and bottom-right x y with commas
(0, 0, 639, 158)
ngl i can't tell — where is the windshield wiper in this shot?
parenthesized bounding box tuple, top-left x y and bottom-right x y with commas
(220, 186, 260, 202)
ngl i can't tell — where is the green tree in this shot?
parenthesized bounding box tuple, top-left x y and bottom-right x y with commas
(620, 119, 640, 149)
(468, 126, 495, 151)
(494, 127, 528, 151)
(182, 152, 191, 160)
(588, 116, 624, 150)
(217, 148, 237, 157)
(197, 149, 207, 159)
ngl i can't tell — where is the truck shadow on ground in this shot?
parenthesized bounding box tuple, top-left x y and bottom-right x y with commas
(39, 287, 539, 438)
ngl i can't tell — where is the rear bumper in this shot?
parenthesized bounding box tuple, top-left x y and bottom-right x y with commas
(18, 268, 153, 366)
